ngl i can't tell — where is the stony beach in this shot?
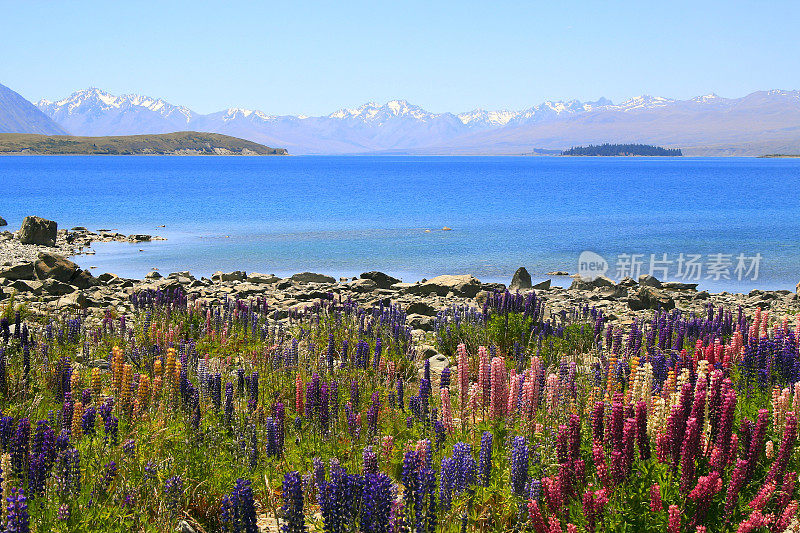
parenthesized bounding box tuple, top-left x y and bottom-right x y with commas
(2, 215, 798, 330)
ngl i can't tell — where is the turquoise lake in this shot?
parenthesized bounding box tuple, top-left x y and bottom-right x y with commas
(1, 155, 798, 292)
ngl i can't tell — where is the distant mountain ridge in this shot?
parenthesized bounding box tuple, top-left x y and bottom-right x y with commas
(31, 87, 800, 156)
(0, 83, 68, 135)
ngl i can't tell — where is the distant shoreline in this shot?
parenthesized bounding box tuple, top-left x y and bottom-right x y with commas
(0, 131, 287, 156)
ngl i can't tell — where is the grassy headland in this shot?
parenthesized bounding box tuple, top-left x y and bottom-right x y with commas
(0, 131, 287, 155)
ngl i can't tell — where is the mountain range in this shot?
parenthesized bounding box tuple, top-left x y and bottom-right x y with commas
(3, 82, 800, 155)
(0, 83, 67, 135)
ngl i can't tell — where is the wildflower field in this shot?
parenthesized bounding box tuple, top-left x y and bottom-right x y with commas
(0, 288, 798, 532)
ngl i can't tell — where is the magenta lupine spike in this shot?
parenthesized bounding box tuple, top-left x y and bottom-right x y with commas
(725, 458, 749, 516)
(775, 500, 799, 532)
(527, 499, 547, 533)
(679, 417, 701, 495)
(592, 443, 611, 489)
(542, 475, 564, 520)
(746, 481, 774, 511)
(711, 389, 737, 472)
(775, 470, 796, 512)
(439, 389, 453, 433)
(591, 401, 604, 443)
(556, 424, 569, 464)
(634, 401, 650, 460)
(457, 343, 469, 414)
(478, 346, 490, 409)
(649, 484, 662, 512)
(689, 375, 707, 428)
(745, 409, 769, 480)
(622, 418, 635, 474)
(568, 414, 581, 462)
(735, 509, 768, 533)
(687, 471, 721, 525)
(489, 356, 507, 420)
(765, 411, 797, 484)
(667, 505, 681, 533)
(608, 401, 624, 453)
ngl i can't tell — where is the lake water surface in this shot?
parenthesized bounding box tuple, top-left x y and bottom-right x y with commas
(1, 155, 798, 292)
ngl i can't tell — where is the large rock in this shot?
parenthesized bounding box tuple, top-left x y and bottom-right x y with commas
(360, 271, 401, 289)
(41, 279, 76, 296)
(212, 270, 246, 282)
(638, 274, 662, 288)
(406, 301, 436, 316)
(0, 262, 35, 281)
(532, 279, 551, 290)
(510, 267, 532, 291)
(18, 216, 57, 246)
(9, 279, 43, 295)
(290, 272, 336, 284)
(34, 252, 80, 282)
(247, 273, 280, 285)
(628, 286, 675, 310)
(344, 278, 377, 293)
(570, 275, 615, 291)
(409, 274, 482, 297)
(34, 252, 98, 288)
(59, 291, 93, 309)
(0, 217, 6, 227)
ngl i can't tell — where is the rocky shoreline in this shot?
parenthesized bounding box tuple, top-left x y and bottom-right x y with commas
(1, 217, 799, 329)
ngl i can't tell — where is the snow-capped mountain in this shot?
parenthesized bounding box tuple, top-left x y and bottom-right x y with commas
(37, 88, 194, 136)
(33, 88, 800, 155)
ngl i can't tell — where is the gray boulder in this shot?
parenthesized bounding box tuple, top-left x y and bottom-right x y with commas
(406, 301, 436, 316)
(247, 273, 280, 284)
(344, 278, 377, 293)
(532, 279, 551, 290)
(18, 216, 57, 246)
(638, 274, 662, 288)
(628, 286, 675, 310)
(34, 252, 98, 288)
(0, 216, 6, 227)
(570, 275, 615, 290)
(0, 262, 35, 281)
(360, 271, 401, 289)
(291, 272, 336, 284)
(10, 279, 43, 295)
(213, 270, 246, 282)
(41, 279, 76, 296)
(409, 274, 482, 298)
(510, 267, 532, 291)
(34, 252, 80, 282)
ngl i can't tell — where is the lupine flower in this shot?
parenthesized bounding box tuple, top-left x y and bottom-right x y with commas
(735, 509, 767, 533)
(649, 484, 662, 512)
(510, 436, 528, 498)
(667, 504, 680, 533)
(163, 475, 183, 512)
(221, 478, 258, 533)
(362, 472, 393, 533)
(6, 487, 29, 533)
(281, 471, 305, 533)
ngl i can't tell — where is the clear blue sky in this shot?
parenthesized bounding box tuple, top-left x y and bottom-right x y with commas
(2, 0, 798, 116)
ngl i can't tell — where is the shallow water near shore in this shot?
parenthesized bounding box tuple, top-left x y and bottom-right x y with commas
(1, 155, 799, 293)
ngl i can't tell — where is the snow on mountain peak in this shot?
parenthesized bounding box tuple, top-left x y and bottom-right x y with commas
(38, 88, 194, 123)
